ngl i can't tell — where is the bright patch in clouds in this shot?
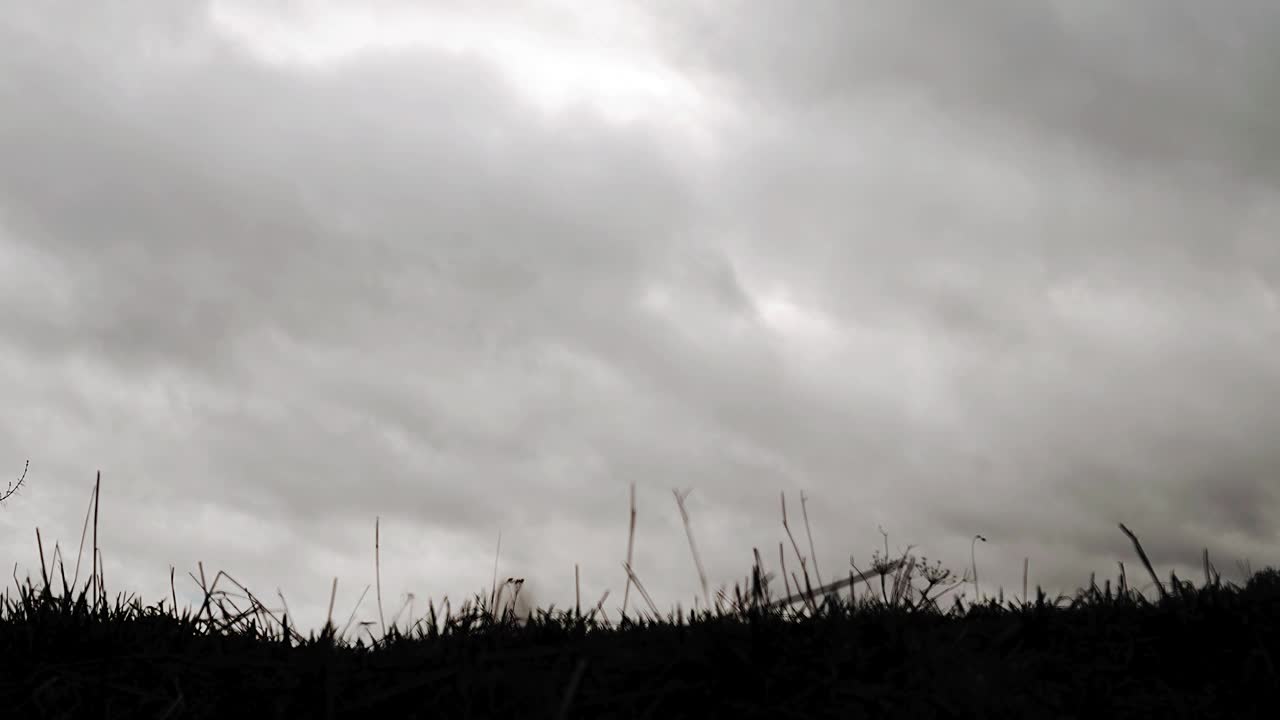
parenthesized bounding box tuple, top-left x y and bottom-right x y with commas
(207, 0, 718, 140)
(753, 288, 843, 349)
(637, 281, 757, 348)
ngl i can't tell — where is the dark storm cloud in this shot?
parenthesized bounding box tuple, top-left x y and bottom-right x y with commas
(654, 0, 1280, 593)
(660, 0, 1280, 183)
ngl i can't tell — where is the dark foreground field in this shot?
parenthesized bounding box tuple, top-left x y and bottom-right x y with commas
(2, 476, 1277, 719)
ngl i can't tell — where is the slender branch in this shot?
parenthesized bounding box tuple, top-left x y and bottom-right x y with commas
(0, 460, 29, 505)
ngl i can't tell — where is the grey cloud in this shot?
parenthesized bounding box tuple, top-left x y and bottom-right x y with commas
(2, 1, 1278, 633)
(653, 0, 1280, 591)
(661, 0, 1280, 185)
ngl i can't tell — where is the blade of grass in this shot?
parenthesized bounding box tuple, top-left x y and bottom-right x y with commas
(620, 562, 659, 620)
(54, 543, 70, 598)
(556, 658, 590, 720)
(389, 593, 414, 630)
(800, 491, 823, 587)
(970, 534, 987, 606)
(326, 576, 338, 636)
(490, 529, 502, 617)
(92, 471, 100, 609)
(35, 528, 49, 595)
(768, 561, 903, 610)
(672, 488, 710, 611)
(780, 492, 812, 598)
(73, 475, 95, 590)
(889, 545, 916, 608)
(590, 589, 610, 624)
(1118, 523, 1167, 601)
(340, 583, 372, 642)
(376, 516, 386, 638)
(95, 547, 105, 609)
(277, 588, 293, 629)
(622, 483, 636, 617)
(214, 570, 304, 644)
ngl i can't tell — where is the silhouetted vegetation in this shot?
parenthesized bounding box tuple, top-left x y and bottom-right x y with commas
(1, 474, 1277, 718)
(0, 460, 29, 505)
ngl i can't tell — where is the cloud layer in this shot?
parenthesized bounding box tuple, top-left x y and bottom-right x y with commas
(2, 1, 1278, 632)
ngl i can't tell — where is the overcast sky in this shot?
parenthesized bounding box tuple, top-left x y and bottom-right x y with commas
(2, 0, 1279, 636)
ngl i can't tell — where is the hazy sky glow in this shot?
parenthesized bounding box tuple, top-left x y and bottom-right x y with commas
(2, 1, 1278, 634)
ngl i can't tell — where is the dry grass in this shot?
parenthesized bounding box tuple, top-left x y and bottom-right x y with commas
(2, 471, 1278, 717)
(4, 471, 1273, 643)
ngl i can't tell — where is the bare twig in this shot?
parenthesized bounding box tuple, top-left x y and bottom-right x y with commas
(0, 460, 29, 505)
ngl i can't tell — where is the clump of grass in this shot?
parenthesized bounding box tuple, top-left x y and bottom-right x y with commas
(1, 473, 1277, 718)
